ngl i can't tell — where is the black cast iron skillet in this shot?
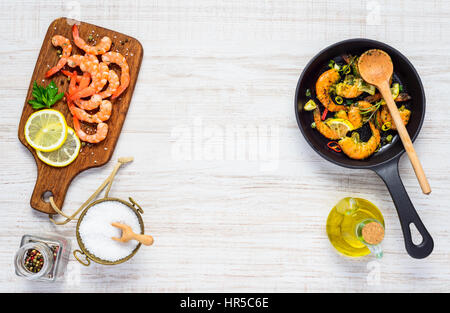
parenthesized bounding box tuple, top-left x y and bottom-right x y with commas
(295, 38, 433, 259)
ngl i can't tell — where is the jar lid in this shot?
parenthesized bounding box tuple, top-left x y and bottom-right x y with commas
(362, 222, 385, 245)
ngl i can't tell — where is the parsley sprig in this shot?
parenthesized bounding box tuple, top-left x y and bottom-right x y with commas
(28, 81, 64, 110)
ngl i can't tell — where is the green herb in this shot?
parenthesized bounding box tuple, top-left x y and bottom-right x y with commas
(305, 89, 311, 97)
(339, 56, 356, 75)
(28, 81, 64, 110)
(328, 59, 340, 70)
(386, 134, 393, 143)
(328, 60, 335, 69)
(399, 84, 403, 92)
(360, 100, 383, 123)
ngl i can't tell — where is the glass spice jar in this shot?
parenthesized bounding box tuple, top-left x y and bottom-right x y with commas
(14, 234, 69, 282)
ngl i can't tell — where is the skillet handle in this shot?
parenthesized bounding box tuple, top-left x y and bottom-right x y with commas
(373, 158, 433, 259)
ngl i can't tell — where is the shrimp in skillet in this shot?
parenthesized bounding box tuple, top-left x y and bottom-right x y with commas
(335, 77, 363, 99)
(339, 122, 380, 160)
(347, 101, 374, 129)
(72, 115, 108, 144)
(72, 24, 112, 55)
(380, 105, 411, 130)
(101, 52, 130, 99)
(313, 108, 341, 140)
(68, 99, 112, 124)
(315, 69, 344, 112)
(334, 110, 348, 120)
(45, 35, 72, 78)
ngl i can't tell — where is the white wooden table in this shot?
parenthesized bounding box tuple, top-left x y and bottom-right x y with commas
(1, 0, 450, 293)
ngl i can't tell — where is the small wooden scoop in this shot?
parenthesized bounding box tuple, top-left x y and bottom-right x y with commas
(358, 49, 431, 194)
(111, 222, 154, 246)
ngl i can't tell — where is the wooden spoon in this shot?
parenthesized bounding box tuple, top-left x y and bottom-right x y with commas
(111, 222, 154, 246)
(358, 49, 431, 194)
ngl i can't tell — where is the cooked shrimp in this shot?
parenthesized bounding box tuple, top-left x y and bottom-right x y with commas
(313, 108, 340, 140)
(62, 70, 83, 83)
(98, 69, 120, 99)
(347, 101, 372, 128)
(101, 52, 130, 99)
(315, 69, 344, 112)
(63, 71, 93, 108)
(380, 105, 411, 130)
(72, 115, 108, 144)
(72, 24, 112, 55)
(67, 54, 86, 68)
(75, 94, 102, 110)
(69, 98, 112, 123)
(339, 122, 380, 160)
(334, 110, 348, 120)
(45, 35, 72, 78)
(70, 60, 109, 100)
(335, 80, 363, 98)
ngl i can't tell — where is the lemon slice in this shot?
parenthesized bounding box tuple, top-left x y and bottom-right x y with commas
(304, 99, 317, 111)
(390, 83, 400, 100)
(325, 118, 354, 138)
(36, 127, 80, 167)
(24, 109, 68, 152)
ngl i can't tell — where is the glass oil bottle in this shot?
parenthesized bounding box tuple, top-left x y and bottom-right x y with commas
(326, 197, 385, 258)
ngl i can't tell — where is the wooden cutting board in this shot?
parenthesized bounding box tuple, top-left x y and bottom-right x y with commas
(18, 18, 143, 214)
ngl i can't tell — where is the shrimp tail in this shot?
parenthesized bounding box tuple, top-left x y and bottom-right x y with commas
(111, 85, 126, 99)
(45, 58, 67, 78)
(45, 67, 58, 78)
(72, 24, 80, 44)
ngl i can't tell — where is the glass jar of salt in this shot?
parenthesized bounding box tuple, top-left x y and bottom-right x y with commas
(14, 234, 69, 282)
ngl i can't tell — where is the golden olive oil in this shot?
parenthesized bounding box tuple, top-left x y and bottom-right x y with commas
(326, 197, 385, 258)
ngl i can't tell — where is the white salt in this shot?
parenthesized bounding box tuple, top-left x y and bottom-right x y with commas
(79, 201, 141, 262)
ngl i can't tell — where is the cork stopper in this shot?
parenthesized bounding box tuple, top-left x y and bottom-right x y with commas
(362, 222, 384, 245)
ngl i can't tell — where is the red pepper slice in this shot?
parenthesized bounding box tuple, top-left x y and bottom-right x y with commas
(327, 141, 342, 153)
(321, 108, 328, 121)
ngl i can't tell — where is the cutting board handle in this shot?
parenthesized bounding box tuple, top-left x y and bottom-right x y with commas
(30, 169, 73, 214)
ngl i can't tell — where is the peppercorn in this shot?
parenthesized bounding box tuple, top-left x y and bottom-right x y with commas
(24, 249, 44, 273)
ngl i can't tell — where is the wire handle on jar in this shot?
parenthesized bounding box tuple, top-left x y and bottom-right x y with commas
(49, 157, 134, 225)
(73, 249, 91, 266)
